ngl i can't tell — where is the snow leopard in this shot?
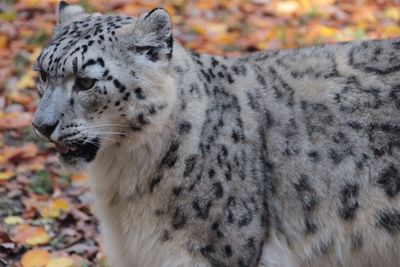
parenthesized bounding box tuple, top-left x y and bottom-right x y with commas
(32, 1, 400, 267)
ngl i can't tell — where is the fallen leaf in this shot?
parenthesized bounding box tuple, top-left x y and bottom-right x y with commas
(17, 70, 37, 90)
(274, 1, 299, 15)
(4, 215, 24, 225)
(0, 143, 38, 164)
(71, 172, 88, 186)
(46, 257, 74, 267)
(0, 112, 32, 129)
(0, 170, 16, 181)
(21, 249, 50, 267)
(39, 198, 70, 219)
(9, 90, 34, 105)
(12, 224, 50, 246)
(0, 34, 8, 49)
(384, 7, 400, 21)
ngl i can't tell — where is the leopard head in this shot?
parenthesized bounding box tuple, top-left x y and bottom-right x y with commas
(33, 1, 176, 169)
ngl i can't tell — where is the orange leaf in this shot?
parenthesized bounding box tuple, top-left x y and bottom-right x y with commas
(9, 90, 34, 105)
(71, 172, 88, 186)
(0, 143, 38, 164)
(0, 112, 32, 130)
(21, 249, 50, 267)
(12, 224, 50, 246)
(0, 34, 8, 50)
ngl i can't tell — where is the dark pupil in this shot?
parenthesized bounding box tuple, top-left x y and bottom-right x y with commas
(40, 71, 47, 82)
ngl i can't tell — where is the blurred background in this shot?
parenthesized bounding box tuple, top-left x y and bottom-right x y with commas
(0, 0, 399, 266)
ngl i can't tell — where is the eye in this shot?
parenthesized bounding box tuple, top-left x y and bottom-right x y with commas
(75, 77, 96, 90)
(39, 70, 47, 83)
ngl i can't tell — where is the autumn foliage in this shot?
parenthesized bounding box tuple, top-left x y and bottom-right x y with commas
(0, 0, 399, 266)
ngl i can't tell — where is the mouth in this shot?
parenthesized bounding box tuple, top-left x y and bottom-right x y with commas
(54, 138, 100, 163)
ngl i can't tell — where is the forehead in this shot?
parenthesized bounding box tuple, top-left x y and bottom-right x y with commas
(37, 14, 134, 76)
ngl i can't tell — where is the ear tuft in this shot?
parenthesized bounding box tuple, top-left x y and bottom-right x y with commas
(144, 8, 169, 21)
(120, 8, 173, 61)
(58, 1, 69, 12)
(57, 2, 85, 25)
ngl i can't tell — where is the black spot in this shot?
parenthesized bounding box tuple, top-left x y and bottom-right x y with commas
(211, 221, 224, 238)
(130, 124, 142, 131)
(123, 92, 130, 101)
(172, 207, 186, 230)
(97, 57, 105, 67)
(114, 101, 120, 106)
(134, 87, 146, 100)
(256, 74, 266, 86)
(183, 156, 196, 177)
(226, 73, 234, 84)
(72, 57, 78, 73)
(208, 168, 216, 179)
(307, 151, 320, 162)
(137, 114, 148, 125)
(154, 209, 163, 216)
(113, 79, 126, 93)
(339, 182, 359, 220)
(377, 164, 400, 198)
(82, 59, 96, 69)
(224, 245, 233, 257)
(376, 208, 400, 233)
(350, 232, 363, 251)
(329, 149, 342, 164)
(213, 182, 223, 198)
(149, 175, 162, 193)
(178, 121, 192, 135)
(161, 141, 179, 168)
(172, 186, 182, 196)
(211, 57, 219, 67)
(294, 174, 319, 212)
(200, 245, 215, 257)
(305, 218, 318, 234)
(161, 230, 170, 242)
(192, 199, 212, 220)
(148, 105, 157, 114)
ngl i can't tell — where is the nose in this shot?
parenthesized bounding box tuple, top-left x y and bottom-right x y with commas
(32, 120, 59, 139)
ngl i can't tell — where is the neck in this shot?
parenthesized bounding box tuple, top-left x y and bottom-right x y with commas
(87, 43, 231, 201)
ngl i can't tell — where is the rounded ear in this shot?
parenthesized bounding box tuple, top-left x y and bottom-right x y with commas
(56, 1, 85, 25)
(118, 8, 174, 61)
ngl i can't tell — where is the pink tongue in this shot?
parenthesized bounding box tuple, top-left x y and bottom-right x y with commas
(55, 143, 70, 154)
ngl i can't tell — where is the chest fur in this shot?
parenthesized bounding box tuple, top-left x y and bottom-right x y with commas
(87, 142, 208, 267)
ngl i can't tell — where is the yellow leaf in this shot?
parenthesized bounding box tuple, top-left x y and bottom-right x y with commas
(17, 70, 37, 90)
(46, 257, 74, 267)
(40, 198, 70, 219)
(21, 249, 50, 267)
(0, 170, 15, 181)
(318, 25, 337, 37)
(384, 7, 400, 21)
(30, 47, 42, 63)
(382, 24, 400, 38)
(4, 216, 24, 225)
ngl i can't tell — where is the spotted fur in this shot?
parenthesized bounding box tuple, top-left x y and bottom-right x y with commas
(32, 2, 400, 267)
